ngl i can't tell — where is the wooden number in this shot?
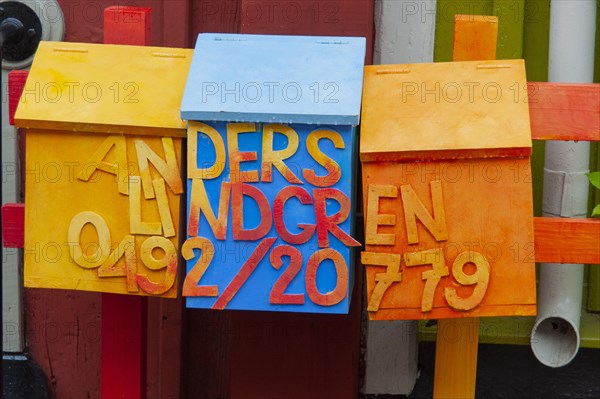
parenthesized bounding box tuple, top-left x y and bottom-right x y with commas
(98, 234, 138, 292)
(67, 211, 111, 268)
(212, 237, 277, 310)
(269, 245, 305, 305)
(361, 252, 402, 311)
(181, 237, 218, 297)
(305, 248, 348, 306)
(445, 251, 490, 311)
(136, 236, 177, 295)
(405, 248, 449, 312)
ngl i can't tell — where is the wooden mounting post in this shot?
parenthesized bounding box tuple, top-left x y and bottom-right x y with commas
(101, 7, 151, 399)
(433, 14, 499, 399)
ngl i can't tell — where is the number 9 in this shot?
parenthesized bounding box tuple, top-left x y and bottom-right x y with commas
(444, 251, 490, 311)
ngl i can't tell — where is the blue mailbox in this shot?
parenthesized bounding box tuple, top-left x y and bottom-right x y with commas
(180, 33, 365, 313)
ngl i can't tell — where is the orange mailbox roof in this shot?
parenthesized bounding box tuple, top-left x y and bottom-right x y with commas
(360, 59, 532, 162)
(14, 41, 193, 137)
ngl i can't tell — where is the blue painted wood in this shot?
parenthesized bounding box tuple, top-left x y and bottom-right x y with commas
(180, 34, 366, 125)
(185, 122, 357, 313)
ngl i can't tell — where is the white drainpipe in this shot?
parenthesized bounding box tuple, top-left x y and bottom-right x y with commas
(531, 0, 597, 368)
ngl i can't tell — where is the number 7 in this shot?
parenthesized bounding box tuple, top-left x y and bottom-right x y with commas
(361, 252, 402, 311)
(405, 248, 449, 312)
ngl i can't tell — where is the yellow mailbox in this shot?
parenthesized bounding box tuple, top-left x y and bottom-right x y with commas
(360, 60, 537, 320)
(15, 42, 192, 297)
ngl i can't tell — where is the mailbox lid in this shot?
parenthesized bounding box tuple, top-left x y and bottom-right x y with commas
(360, 59, 532, 162)
(181, 34, 366, 125)
(14, 41, 193, 137)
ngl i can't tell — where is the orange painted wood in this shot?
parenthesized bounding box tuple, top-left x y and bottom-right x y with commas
(363, 159, 537, 321)
(533, 217, 600, 264)
(452, 15, 498, 62)
(434, 15, 500, 399)
(528, 82, 600, 142)
(433, 318, 480, 399)
(8, 70, 28, 126)
(1, 203, 24, 248)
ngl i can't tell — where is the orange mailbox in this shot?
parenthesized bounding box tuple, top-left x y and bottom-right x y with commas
(360, 60, 537, 320)
(15, 42, 192, 297)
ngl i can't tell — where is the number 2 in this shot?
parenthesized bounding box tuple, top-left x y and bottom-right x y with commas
(181, 237, 218, 297)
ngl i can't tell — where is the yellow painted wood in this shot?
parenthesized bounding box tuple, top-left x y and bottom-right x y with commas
(360, 59, 532, 162)
(14, 42, 192, 137)
(18, 42, 189, 296)
(434, 318, 480, 399)
(24, 131, 183, 297)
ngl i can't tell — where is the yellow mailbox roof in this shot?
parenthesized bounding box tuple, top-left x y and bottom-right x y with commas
(15, 41, 193, 137)
(360, 59, 532, 162)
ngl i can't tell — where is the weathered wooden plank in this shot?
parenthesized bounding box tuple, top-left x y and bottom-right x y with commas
(104, 6, 152, 45)
(433, 318, 480, 399)
(533, 217, 600, 265)
(239, 0, 375, 63)
(8, 70, 28, 126)
(1, 203, 24, 248)
(529, 82, 600, 142)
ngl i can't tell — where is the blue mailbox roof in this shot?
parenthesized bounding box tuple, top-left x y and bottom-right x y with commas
(181, 34, 366, 125)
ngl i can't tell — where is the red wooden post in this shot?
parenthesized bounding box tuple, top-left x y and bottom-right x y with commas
(1, 203, 24, 248)
(101, 7, 151, 399)
(8, 70, 29, 126)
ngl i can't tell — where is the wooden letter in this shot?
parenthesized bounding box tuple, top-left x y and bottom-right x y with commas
(405, 248, 449, 312)
(98, 234, 138, 292)
(273, 186, 315, 244)
(361, 252, 402, 311)
(305, 248, 348, 306)
(303, 129, 345, 187)
(188, 179, 231, 240)
(365, 184, 398, 246)
(78, 135, 129, 194)
(231, 183, 272, 241)
(136, 236, 177, 295)
(135, 137, 183, 199)
(401, 180, 448, 244)
(261, 123, 302, 183)
(227, 122, 259, 183)
(152, 179, 176, 238)
(187, 121, 226, 179)
(182, 237, 218, 297)
(445, 251, 490, 311)
(129, 176, 162, 236)
(67, 211, 111, 268)
(313, 188, 360, 248)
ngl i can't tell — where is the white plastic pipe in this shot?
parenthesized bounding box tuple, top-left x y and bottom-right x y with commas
(531, 0, 597, 368)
